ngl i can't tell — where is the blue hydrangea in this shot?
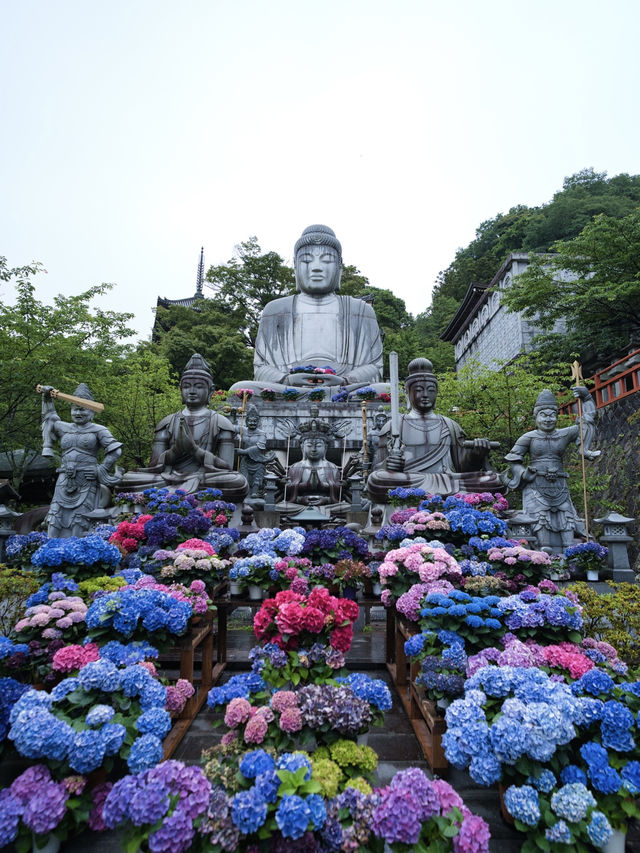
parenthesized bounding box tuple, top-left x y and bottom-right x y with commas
(135, 707, 172, 739)
(68, 728, 106, 773)
(231, 788, 268, 833)
(503, 785, 540, 826)
(275, 794, 311, 840)
(527, 769, 557, 793)
(254, 769, 280, 803)
(545, 820, 573, 843)
(86, 704, 115, 727)
(239, 749, 275, 779)
(276, 753, 312, 780)
(306, 793, 327, 830)
(127, 733, 164, 774)
(560, 765, 588, 786)
(586, 811, 613, 847)
(550, 783, 596, 823)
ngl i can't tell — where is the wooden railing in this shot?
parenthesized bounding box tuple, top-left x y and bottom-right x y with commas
(560, 348, 640, 414)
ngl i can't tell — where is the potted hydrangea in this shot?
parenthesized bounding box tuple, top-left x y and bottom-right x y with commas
(565, 541, 609, 581)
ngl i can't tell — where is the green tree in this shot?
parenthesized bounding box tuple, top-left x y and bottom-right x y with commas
(340, 265, 422, 374)
(91, 346, 182, 469)
(503, 208, 640, 366)
(152, 299, 253, 389)
(435, 354, 574, 467)
(0, 258, 135, 491)
(205, 237, 296, 349)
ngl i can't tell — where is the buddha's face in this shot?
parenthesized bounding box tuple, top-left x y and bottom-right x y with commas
(70, 405, 93, 425)
(302, 436, 326, 462)
(181, 377, 211, 409)
(409, 380, 438, 414)
(295, 245, 341, 296)
(535, 407, 558, 433)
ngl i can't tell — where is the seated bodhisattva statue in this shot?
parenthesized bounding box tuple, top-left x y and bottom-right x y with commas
(286, 418, 343, 505)
(229, 224, 384, 396)
(367, 358, 502, 501)
(120, 354, 248, 501)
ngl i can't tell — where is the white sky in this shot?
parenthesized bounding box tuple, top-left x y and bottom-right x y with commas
(2, 0, 640, 340)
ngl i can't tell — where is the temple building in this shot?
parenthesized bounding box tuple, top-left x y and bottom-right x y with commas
(440, 253, 566, 371)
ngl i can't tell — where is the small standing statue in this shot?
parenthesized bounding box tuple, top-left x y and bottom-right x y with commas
(39, 383, 122, 537)
(367, 406, 389, 463)
(502, 387, 601, 551)
(236, 404, 276, 503)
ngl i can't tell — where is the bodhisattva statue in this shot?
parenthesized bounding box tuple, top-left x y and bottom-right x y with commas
(40, 384, 122, 537)
(502, 387, 600, 550)
(236, 404, 276, 501)
(229, 224, 384, 395)
(120, 354, 248, 501)
(286, 420, 343, 506)
(367, 358, 502, 501)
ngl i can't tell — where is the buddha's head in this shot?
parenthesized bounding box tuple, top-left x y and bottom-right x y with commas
(180, 353, 214, 409)
(405, 358, 438, 414)
(294, 224, 342, 296)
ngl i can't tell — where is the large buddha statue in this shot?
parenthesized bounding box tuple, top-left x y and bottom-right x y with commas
(120, 354, 248, 501)
(229, 225, 383, 395)
(367, 358, 502, 501)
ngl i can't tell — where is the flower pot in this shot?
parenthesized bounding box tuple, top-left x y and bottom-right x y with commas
(436, 697, 451, 713)
(32, 833, 61, 853)
(601, 829, 626, 853)
(549, 571, 563, 581)
(587, 569, 600, 581)
(229, 581, 242, 596)
(372, 581, 382, 596)
(248, 584, 263, 601)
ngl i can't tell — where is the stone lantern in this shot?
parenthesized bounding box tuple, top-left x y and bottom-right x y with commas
(593, 511, 635, 582)
(506, 511, 537, 547)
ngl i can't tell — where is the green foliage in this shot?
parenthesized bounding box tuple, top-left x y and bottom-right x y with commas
(205, 236, 296, 349)
(339, 266, 421, 374)
(503, 208, 640, 366)
(91, 346, 183, 468)
(152, 298, 254, 389)
(435, 354, 572, 465)
(0, 566, 39, 636)
(0, 257, 136, 490)
(567, 582, 640, 670)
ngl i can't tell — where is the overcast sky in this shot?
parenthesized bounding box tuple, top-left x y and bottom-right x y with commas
(2, 0, 640, 340)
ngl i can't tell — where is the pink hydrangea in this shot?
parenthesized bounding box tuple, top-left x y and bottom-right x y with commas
(453, 813, 491, 853)
(244, 714, 268, 744)
(177, 539, 215, 555)
(224, 697, 252, 727)
(279, 706, 303, 733)
(431, 778, 464, 814)
(270, 691, 298, 712)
